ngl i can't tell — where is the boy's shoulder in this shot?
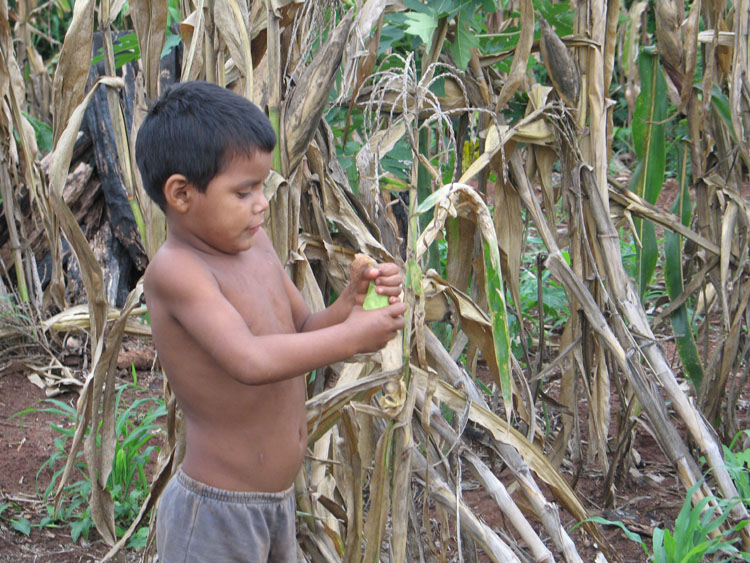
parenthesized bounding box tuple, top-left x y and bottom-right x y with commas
(144, 241, 215, 299)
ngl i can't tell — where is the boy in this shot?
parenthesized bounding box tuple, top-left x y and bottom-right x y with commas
(136, 81, 406, 562)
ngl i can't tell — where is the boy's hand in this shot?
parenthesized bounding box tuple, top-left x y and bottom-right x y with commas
(350, 255, 403, 307)
(346, 302, 407, 354)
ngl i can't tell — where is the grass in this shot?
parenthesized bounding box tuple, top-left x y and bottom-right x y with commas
(574, 483, 749, 562)
(0, 502, 32, 536)
(576, 433, 750, 563)
(12, 368, 166, 548)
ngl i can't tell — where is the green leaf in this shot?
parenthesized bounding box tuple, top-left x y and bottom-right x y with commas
(127, 525, 149, 549)
(652, 527, 666, 562)
(483, 243, 512, 416)
(630, 48, 667, 297)
(576, 516, 647, 553)
(664, 141, 704, 390)
(71, 518, 90, 543)
(22, 113, 54, 154)
(12, 518, 31, 535)
(708, 84, 737, 143)
(449, 10, 480, 69)
(161, 33, 182, 57)
(402, 12, 439, 47)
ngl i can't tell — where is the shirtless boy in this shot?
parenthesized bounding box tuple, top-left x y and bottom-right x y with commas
(136, 81, 406, 562)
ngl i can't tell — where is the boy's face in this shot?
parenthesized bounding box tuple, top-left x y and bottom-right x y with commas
(186, 150, 273, 254)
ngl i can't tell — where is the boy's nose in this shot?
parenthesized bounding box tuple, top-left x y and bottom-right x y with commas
(253, 193, 269, 214)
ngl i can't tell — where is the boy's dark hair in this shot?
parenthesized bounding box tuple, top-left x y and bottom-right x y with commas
(135, 81, 277, 210)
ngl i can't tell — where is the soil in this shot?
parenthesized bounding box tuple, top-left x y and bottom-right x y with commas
(460, 369, 693, 563)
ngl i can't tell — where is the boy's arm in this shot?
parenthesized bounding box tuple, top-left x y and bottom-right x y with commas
(147, 249, 405, 386)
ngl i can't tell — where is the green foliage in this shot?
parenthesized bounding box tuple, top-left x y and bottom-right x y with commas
(397, 0, 498, 69)
(0, 502, 32, 536)
(22, 112, 54, 154)
(24, 0, 74, 62)
(91, 32, 182, 69)
(724, 431, 750, 502)
(13, 375, 165, 546)
(651, 481, 748, 563)
(576, 515, 650, 558)
(519, 235, 569, 333)
(664, 141, 704, 390)
(533, 0, 574, 36)
(628, 47, 667, 298)
(574, 479, 750, 562)
(705, 84, 738, 143)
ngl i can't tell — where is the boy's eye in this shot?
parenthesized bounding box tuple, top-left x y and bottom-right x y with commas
(236, 182, 262, 198)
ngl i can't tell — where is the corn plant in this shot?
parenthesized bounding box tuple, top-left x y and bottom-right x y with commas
(651, 487, 748, 563)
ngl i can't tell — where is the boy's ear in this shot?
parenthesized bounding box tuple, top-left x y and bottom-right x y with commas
(163, 174, 193, 213)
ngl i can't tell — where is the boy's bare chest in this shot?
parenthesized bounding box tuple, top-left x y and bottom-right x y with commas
(205, 250, 295, 335)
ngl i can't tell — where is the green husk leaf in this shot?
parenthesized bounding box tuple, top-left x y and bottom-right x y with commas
(363, 281, 389, 310)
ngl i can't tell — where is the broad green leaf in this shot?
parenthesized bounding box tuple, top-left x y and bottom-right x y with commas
(483, 242, 512, 413)
(449, 10, 480, 69)
(22, 112, 53, 154)
(629, 48, 666, 297)
(402, 0, 433, 11)
(71, 518, 88, 543)
(11, 518, 31, 535)
(709, 84, 738, 143)
(402, 11, 438, 46)
(416, 184, 513, 418)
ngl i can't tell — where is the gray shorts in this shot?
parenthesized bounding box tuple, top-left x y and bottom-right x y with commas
(156, 468, 297, 562)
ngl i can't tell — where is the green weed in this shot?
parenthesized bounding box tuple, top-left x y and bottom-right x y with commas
(13, 372, 166, 547)
(0, 502, 32, 536)
(724, 431, 750, 503)
(573, 479, 750, 562)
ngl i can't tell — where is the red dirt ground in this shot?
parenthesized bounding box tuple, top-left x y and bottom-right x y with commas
(0, 370, 113, 562)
